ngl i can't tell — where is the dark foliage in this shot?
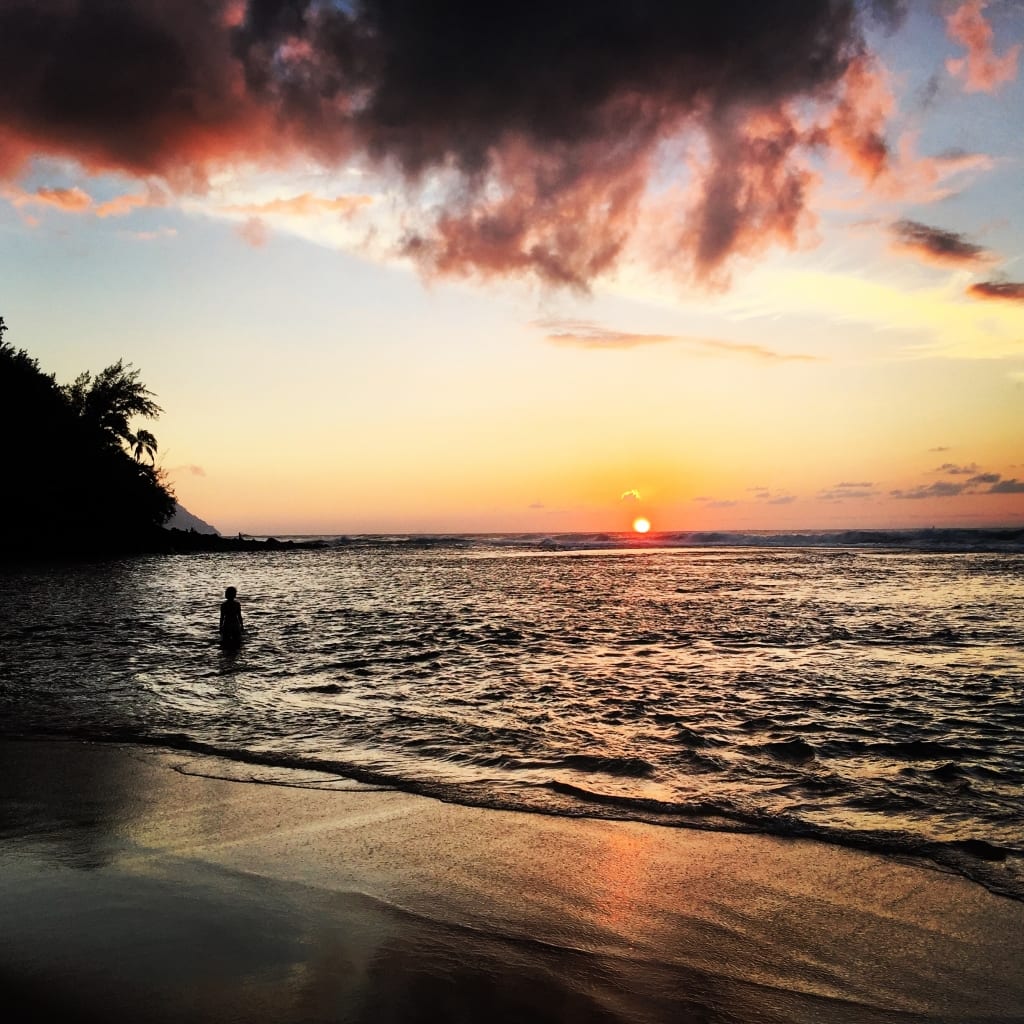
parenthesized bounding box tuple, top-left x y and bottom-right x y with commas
(0, 317, 176, 556)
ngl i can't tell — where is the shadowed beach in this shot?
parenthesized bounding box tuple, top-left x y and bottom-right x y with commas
(2, 739, 1021, 1024)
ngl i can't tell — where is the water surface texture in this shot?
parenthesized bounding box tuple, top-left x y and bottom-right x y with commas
(2, 535, 1022, 899)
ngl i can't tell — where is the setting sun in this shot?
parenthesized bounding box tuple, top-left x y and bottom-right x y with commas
(633, 518, 651, 534)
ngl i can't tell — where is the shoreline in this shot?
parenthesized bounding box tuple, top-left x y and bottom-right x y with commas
(2, 738, 1022, 1023)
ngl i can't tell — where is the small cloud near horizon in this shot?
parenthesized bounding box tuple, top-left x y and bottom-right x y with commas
(893, 470, 1019, 498)
(818, 481, 878, 501)
(991, 478, 1024, 493)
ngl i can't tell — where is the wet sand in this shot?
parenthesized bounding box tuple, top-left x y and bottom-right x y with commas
(1, 739, 1021, 1024)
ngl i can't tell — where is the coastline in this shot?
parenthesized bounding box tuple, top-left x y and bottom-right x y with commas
(0, 527, 325, 563)
(2, 738, 1022, 1023)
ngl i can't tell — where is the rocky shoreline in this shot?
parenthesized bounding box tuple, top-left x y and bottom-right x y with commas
(0, 527, 324, 563)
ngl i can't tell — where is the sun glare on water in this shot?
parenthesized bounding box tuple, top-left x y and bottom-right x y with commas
(633, 518, 651, 534)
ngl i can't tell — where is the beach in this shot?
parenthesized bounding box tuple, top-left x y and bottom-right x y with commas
(2, 738, 1022, 1024)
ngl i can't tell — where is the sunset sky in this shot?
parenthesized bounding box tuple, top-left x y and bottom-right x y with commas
(1, 0, 1022, 535)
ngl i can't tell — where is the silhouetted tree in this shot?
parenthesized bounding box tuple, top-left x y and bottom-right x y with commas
(63, 360, 162, 454)
(0, 317, 175, 556)
(128, 428, 159, 464)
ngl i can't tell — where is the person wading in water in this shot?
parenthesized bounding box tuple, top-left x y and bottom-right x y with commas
(219, 586, 243, 646)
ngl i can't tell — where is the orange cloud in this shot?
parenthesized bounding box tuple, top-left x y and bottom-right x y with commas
(7, 185, 94, 213)
(946, 0, 1021, 93)
(815, 54, 893, 183)
(225, 193, 373, 218)
(95, 183, 169, 217)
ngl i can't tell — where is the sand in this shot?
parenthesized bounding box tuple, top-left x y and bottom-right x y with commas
(1, 739, 1021, 1024)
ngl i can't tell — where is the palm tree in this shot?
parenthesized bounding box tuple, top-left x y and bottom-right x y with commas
(128, 428, 159, 464)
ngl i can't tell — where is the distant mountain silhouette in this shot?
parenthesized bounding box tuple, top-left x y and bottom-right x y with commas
(165, 503, 220, 535)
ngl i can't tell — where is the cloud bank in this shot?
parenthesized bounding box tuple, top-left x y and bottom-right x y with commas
(0, 0, 910, 288)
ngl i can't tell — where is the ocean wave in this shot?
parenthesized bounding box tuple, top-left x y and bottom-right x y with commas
(7, 727, 1021, 903)
(266, 528, 1024, 553)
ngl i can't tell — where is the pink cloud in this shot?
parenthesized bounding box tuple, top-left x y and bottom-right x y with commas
(946, 0, 1020, 93)
(236, 216, 269, 247)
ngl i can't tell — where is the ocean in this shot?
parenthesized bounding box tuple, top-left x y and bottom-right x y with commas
(2, 530, 1022, 901)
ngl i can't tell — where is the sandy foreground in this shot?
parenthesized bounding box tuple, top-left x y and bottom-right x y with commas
(0, 739, 1021, 1024)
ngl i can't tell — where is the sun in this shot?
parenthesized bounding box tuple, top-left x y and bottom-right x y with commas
(632, 517, 651, 534)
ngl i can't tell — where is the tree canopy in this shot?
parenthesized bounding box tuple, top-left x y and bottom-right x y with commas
(0, 317, 176, 555)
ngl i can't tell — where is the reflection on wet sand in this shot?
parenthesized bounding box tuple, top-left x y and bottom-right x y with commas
(1, 739, 1022, 1024)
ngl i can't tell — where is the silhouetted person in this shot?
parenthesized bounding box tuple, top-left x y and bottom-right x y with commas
(219, 586, 243, 645)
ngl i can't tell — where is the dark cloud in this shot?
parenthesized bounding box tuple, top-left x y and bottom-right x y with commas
(891, 481, 966, 499)
(934, 462, 980, 475)
(0, 0, 907, 288)
(929, 445, 951, 452)
(889, 219, 990, 267)
(990, 478, 1024, 494)
(967, 280, 1024, 302)
(892, 471, 1018, 499)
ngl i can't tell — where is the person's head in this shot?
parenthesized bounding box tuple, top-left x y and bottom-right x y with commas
(225, 586, 237, 600)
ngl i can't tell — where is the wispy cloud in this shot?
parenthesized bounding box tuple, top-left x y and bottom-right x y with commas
(122, 227, 178, 242)
(933, 462, 980, 475)
(892, 481, 966, 499)
(535, 318, 817, 361)
(224, 193, 373, 218)
(818, 481, 878, 501)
